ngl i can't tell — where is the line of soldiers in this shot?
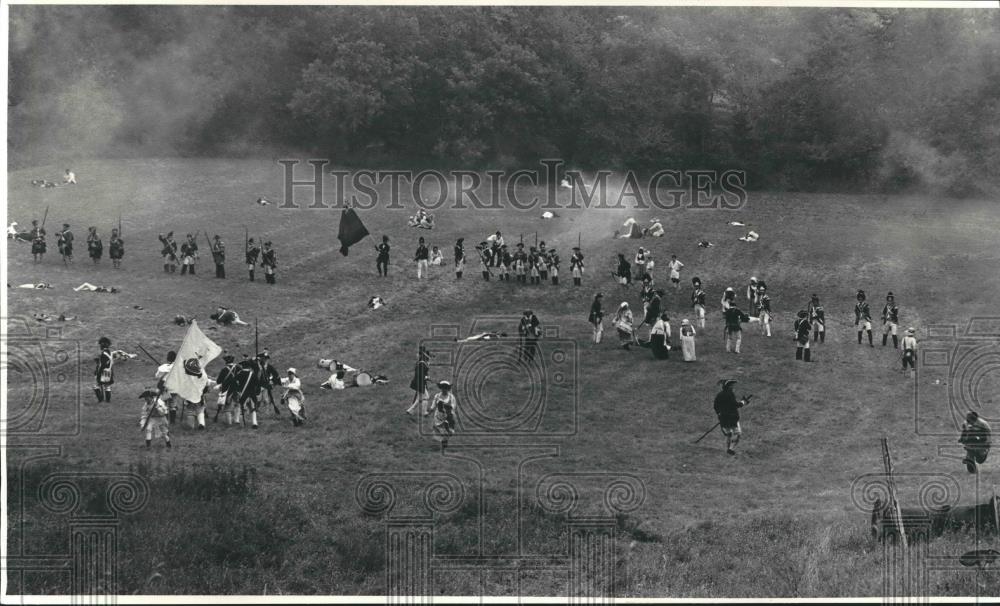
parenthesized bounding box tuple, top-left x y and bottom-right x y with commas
(156, 232, 277, 283)
(25, 221, 126, 267)
(470, 237, 585, 286)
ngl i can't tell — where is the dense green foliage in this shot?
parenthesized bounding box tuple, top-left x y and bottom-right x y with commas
(9, 6, 999, 193)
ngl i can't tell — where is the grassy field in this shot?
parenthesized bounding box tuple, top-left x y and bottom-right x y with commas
(6, 158, 1000, 597)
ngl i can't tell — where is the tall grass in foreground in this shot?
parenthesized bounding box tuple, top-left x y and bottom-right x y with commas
(8, 461, 998, 596)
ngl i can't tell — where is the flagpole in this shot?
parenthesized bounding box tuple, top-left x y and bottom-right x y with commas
(255, 318, 259, 358)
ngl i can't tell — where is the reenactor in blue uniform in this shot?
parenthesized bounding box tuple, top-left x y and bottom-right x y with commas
(499, 244, 512, 281)
(855, 290, 874, 347)
(528, 247, 542, 285)
(513, 243, 528, 283)
(547, 248, 560, 285)
(570, 247, 585, 286)
(881, 292, 900, 349)
(756, 282, 772, 337)
(691, 277, 707, 329)
(180, 234, 198, 275)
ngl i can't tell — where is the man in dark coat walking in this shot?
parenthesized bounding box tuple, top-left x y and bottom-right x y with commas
(713, 379, 751, 455)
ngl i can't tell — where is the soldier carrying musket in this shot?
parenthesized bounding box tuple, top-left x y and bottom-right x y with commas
(109, 228, 124, 269)
(246, 237, 261, 281)
(261, 241, 277, 284)
(158, 232, 178, 273)
(211, 234, 226, 279)
(30, 219, 47, 262)
(56, 223, 74, 264)
(180, 233, 198, 275)
(86, 227, 103, 264)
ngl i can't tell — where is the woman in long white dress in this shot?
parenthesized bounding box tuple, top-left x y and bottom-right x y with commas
(680, 319, 697, 362)
(432, 380, 457, 450)
(613, 302, 635, 350)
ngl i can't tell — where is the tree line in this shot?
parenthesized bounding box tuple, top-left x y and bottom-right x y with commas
(9, 6, 999, 195)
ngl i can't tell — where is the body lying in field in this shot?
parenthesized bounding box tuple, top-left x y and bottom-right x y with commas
(456, 332, 509, 342)
(74, 282, 119, 293)
(210, 307, 248, 326)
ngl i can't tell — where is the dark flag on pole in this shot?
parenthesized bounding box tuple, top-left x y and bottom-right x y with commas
(337, 207, 370, 256)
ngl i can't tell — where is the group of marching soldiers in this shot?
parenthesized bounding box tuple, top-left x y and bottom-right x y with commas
(375, 230, 588, 286)
(25, 220, 124, 268)
(157, 232, 277, 283)
(130, 346, 306, 448)
(19, 219, 279, 284)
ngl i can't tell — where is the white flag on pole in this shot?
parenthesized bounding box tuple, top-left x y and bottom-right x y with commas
(163, 320, 223, 402)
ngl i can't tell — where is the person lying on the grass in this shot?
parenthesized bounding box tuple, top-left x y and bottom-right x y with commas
(19, 283, 53, 289)
(738, 230, 760, 242)
(367, 296, 387, 310)
(456, 332, 509, 342)
(73, 282, 118, 293)
(697, 240, 714, 248)
(33, 313, 76, 322)
(210, 306, 248, 326)
(408, 208, 434, 228)
(644, 220, 665, 237)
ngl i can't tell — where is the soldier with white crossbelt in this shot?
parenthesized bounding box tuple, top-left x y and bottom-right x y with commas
(808, 294, 825, 343)
(180, 234, 198, 275)
(159, 232, 179, 273)
(691, 277, 707, 329)
(570, 247, 585, 286)
(756, 282, 772, 337)
(246, 237, 261, 281)
(261, 241, 277, 284)
(881, 292, 900, 349)
(855, 290, 874, 347)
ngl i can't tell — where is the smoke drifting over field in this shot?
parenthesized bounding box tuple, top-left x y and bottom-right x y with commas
(8, 6, 1000, 195)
